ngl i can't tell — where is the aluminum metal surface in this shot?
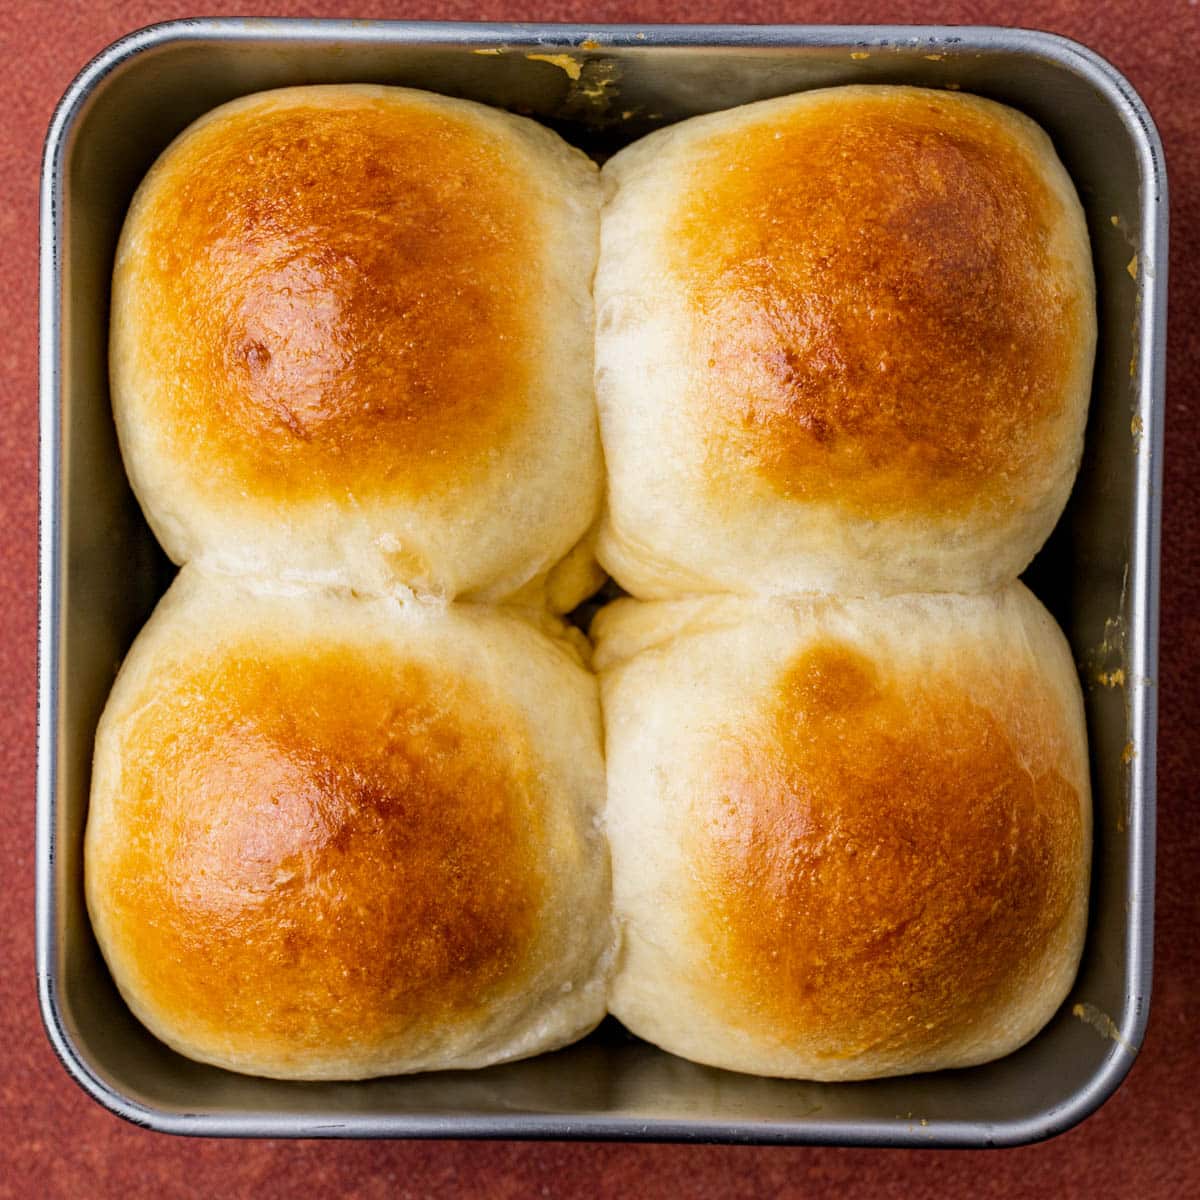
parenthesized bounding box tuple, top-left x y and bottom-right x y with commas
(37, 19, 1166, 1146)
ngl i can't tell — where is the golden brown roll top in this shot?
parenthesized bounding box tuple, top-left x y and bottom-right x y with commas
(112, 85, 602, 606)
(86, 569, 612, 1079)
(133, 93, 535, 498)
(680, 89, 1087, 516)
(697, 640, 1084, 1070)
(595, 586, 1090, 1080)
(595, 86, 1096, 598)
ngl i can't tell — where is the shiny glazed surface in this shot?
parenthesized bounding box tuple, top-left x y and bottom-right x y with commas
(695, 640, 1084, 1061)
(90, 643, 546, 1063)
(119, 93, 536, 502)
(678, 89, 1090, 518)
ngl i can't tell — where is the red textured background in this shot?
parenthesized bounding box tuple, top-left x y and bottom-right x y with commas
(3, 2, 1197, 1196)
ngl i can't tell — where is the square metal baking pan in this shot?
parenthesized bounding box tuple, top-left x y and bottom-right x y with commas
(37, 19, 1165, 1146)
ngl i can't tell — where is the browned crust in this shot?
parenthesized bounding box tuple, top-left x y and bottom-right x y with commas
(119, 96, 539, 503)
(675, 91, 1088, 519)
(94, 643, 546, 1057)
(693, 640, 1083, 1063)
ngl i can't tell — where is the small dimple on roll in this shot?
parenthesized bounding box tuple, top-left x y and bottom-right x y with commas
(111, 85, 602, 607)
(595, 86, 1096, 599)
(85, 569, 612, 1080)
(596, 586, 1091, 1081)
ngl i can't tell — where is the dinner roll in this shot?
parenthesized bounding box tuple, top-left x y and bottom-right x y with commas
(595, 584, 1090, 1080)
(86, 568, 611, 1080)
(596, 86, 1096, 598)
(111, 85, 602, 608)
